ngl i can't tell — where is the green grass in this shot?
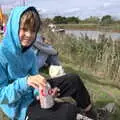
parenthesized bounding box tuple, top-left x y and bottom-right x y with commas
(62, 62, 120, 120)
(44, 29, 120, 119)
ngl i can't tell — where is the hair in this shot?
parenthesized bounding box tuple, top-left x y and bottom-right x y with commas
(20, 7, 42, 33)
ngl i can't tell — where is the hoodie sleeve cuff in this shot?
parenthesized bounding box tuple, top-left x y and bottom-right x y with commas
(18, 76, 30, 91)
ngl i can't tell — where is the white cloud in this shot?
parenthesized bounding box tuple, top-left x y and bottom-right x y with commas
(36, 8, 49, 13)
(64, 8, 80, 13)
(103, 2, 111, 8)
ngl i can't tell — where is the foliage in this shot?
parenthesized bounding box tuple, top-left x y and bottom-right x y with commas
(84, 16, 100, 24)
(53, 16, 67, 24)
(47, 14, 120, 26)
(45, 30, 120, 86)
(44, 28, 120, 120)
(53, 16, 80, 24)
(66, 16, 79, 24)
(101, 15, 113, 25)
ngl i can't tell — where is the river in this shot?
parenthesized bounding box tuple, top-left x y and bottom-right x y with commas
(66, 29, 120, 40)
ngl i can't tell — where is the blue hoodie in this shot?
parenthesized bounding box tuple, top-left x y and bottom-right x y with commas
(0, 6, 38, 120)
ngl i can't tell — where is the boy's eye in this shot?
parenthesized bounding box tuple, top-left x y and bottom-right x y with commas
(20, 27, 27, 31)
(20, 28, 36, 33)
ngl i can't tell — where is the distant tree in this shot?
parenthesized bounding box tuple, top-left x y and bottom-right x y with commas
(53, 16, 67, 24)
(101, 15, 113, 25)
(111, 17, 120, 24)
(84, 16, 100, 24)
(66, 16, 79, 24)
(114, 20, 120, 24)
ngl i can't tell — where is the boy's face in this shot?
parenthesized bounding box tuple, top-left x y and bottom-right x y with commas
(19, 28, 36, 47)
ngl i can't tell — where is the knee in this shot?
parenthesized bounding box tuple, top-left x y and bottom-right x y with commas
(67, 73, 83, 86)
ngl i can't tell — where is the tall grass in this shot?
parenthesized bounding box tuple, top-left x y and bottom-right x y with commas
(45, 29, 120, 86)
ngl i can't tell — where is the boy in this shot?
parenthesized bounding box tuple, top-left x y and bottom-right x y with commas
(0, 6, 97, 120)
(0, 6, 47, 120)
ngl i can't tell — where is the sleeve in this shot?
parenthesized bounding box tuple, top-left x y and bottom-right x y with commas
(34, 41, 58, 55)
(0, 63, 31, 104)
(29, 53, 39, 75)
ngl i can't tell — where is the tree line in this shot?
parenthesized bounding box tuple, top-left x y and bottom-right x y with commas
(45, 15, 120, 25)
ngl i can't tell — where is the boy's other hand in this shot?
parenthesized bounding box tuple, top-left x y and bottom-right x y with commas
(27, 75, 47, 89)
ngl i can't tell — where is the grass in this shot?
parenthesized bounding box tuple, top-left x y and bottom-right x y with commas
(44, 28, 120, 119)
(62, 61, 120, 120)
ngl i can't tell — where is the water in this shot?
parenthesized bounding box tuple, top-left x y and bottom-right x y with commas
(66, 30, 120, 40)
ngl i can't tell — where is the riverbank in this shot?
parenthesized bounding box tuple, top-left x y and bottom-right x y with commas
(57, 24, 120, 33)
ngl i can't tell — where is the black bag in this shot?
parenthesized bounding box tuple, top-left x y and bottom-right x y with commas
(26, 100, 77, 120)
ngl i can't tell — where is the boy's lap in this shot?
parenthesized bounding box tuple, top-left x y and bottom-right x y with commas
(27, 100, 77, 120)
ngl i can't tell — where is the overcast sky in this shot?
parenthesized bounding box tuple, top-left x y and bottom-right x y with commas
(1, 0, 120, 19)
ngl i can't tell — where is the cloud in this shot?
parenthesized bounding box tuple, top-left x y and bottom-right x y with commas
(103, 2, 111, 8)
(36, 7, 49, 13)
(64, 8, 81, 13)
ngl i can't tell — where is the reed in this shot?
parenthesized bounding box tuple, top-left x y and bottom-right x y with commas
(45, 30, 120, 86)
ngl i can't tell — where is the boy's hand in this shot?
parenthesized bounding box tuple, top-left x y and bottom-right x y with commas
(27, 75, 47, 89)
(51, 87, 60, 97)
(36, 87, 60, 100)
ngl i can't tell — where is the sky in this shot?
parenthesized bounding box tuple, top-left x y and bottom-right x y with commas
(1, 0, 120, 19)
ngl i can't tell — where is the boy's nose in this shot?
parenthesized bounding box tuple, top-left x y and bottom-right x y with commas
(25, 31, 32, 37)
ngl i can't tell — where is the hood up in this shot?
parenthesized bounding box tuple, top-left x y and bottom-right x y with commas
(1, 6, 38, 55)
